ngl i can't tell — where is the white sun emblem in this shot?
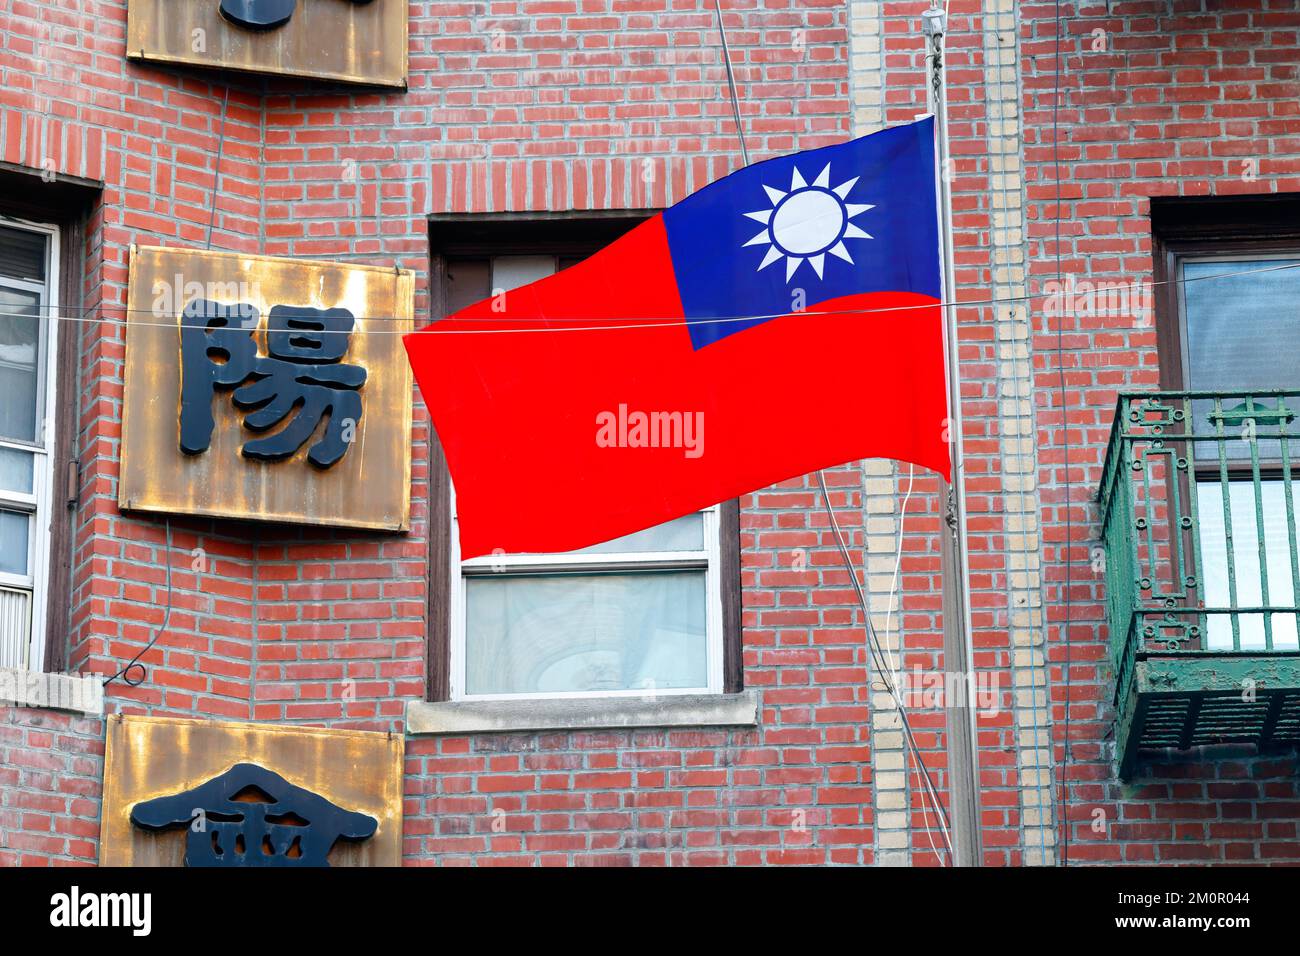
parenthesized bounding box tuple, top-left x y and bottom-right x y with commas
(742, 163, 874, 282)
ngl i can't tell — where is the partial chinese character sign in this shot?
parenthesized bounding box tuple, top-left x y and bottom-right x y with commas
(217, 0, 375, 31)
(120, 246, 414, 531)
(126, 0, 406, 88)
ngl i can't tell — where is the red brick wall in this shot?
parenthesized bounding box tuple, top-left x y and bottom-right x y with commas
(4, 0, 905, 866)
(4, 0, 1300, 867)
(0, 707, 102, 866)
(1021, 1, 1300, 863)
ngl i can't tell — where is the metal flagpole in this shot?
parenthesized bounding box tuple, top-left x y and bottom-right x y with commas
(923, 4, 984, 867)
(711, 0, 972, 864)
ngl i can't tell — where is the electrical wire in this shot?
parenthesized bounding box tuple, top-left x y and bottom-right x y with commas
(205, 86, 231, 252)
(2, 258, 1295, 335)
(879, 461, 945, 864)
(712, 0, 750, 168)
(102, 518, 174, 689)
(817, 469, 954, 863)
(1051, 0, 1073, 869)
(885, 463, 915, 687)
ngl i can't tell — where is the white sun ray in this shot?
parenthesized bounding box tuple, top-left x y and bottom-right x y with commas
(740, 161, 876, 283)
(757, 246, 784, 271)
(832, 176, 859, 199)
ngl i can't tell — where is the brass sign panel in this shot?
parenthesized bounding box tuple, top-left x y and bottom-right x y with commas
(126, 0, 408, 88)
(100, 714, 404, 867)
(120, 245, 414, 531)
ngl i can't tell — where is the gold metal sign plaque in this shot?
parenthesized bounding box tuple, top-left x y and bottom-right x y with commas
(100, 714, 404, 867)
(120, 245, 414, 531)
(126, 0, 408, 88)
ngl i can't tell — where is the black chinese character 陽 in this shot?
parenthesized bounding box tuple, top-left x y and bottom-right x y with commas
(178, 299, 367, 469)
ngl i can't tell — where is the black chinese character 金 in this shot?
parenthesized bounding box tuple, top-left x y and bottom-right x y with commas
(219, 0, 376, 31)
(178, 299, 367, 469)
(130, 763, 378, 868)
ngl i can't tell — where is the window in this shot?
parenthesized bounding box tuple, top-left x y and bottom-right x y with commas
(426, 217, 741, 702)
(1154, 197, 1300, 651)
(0, 218, 60, 670)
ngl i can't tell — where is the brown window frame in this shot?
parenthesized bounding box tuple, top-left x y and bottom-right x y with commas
(423, 211, 742, 701)
(0, 164, 98, 672)
(1152, 194, 1300, 392)
(1153, 194, 1300, 487)
(1149, 195, 1300, 647)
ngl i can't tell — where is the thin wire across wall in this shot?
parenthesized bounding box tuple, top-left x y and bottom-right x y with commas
(4, 257, 1295, 334)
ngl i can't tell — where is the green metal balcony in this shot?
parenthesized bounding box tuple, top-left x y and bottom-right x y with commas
(1100, 391, 1300, 778)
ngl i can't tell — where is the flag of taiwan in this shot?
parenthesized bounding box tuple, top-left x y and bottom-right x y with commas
(405, 117, 949, 559)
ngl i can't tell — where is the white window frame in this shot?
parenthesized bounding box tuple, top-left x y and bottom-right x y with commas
(448, 485, 726, 702)
(0, 216, 59, 671)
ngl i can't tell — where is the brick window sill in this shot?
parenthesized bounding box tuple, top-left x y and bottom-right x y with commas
(405, 689, 759, 736)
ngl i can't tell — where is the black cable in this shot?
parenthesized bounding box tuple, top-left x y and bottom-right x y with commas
(205, 85, 231, 251)
(712, 0, 750, 168)
(102, 518, 174, 689)
(1051, 0, 1073, 868)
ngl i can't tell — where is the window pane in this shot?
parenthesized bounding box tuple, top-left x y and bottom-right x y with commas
(0, 287, 41, 443)
(0, 225, 47, 283)
(0, 509, 30, 576)
(0, 586, 32, 669)
(499, 513, 707, 557)
(492, 255, 556, 293)
(465, 570, 708, 695)
(1183, 258, 1300, 391)
(445, 260, 490, 314)
(0, 447, 33, 494)
(1196, 480, 1300, 651)
(572, 513, 705, 554)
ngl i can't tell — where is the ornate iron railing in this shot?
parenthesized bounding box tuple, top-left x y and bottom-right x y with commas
(1099, 391, 1300, 775)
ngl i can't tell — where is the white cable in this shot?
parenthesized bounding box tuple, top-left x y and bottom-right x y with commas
(816, 469, 954, 863)
(1, 256, 1296, 335)
(886, 463, 915, 687)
